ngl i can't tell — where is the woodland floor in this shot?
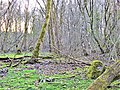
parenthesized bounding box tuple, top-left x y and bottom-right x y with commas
(0, 52, 120, 90)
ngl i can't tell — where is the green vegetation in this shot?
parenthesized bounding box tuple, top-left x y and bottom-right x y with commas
(0, 68, 39, 90)
(0, 53, 24, 58)
(0, 67, 92, 90)
(86, 60, 105, 79)
(0, 54, 119, 90)
(0, 64, 119, 90)
(0, 52, 55, 59)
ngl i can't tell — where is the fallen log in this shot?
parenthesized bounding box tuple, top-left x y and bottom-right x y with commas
(87, 60, 120, 90)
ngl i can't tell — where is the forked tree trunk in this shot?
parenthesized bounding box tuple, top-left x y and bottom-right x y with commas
(87, 60, 120, 90)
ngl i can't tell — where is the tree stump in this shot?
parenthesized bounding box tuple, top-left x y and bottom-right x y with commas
(87, 60, 120, 90)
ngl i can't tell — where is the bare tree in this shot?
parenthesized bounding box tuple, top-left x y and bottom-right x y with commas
(32, 0, 52, 58)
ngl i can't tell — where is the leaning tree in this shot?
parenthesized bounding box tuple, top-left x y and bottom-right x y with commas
(32, 0, 52, 59)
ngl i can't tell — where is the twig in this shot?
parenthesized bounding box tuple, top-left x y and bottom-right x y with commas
(51, 45, 90, 66)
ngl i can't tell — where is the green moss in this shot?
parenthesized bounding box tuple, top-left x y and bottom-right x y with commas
(0, 66, 93, 90)
(86, 60, 105, 79)
(91, 78, 108, 90)
(0, 53, 24, 58)
(32, 0, 52, 58)
(87, 60, 120, 90)
(87, 75, 109, 90)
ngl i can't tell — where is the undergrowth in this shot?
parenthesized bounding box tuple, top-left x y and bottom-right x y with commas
(0, 66, 92, 90)
(0, 53, 119, 90)
(0, 67, 119, 90)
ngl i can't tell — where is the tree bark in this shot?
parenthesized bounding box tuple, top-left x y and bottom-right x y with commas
(32, 0, 52, 58)
(87, 60, 120, 90)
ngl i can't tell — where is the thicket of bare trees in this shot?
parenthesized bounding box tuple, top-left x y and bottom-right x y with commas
(0, 0, 120, 89)
(0, 0, 119, 62)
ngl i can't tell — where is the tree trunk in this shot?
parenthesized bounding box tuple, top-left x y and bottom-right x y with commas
(32, 0, 52, 58)
(87, 60, 120, 90)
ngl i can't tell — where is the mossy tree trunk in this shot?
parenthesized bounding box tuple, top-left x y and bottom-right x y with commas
(87, 60, 120, 90)
(32, 0, 52, 58)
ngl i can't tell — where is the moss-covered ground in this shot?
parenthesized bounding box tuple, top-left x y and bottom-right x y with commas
(0, 53, 120, 90)
(0, 52, 55, 59)
(0, 67, 92, 90)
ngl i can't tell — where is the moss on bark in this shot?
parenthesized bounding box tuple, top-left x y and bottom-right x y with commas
(87, 60, 120, 90)
(86, 60, 104, 79)
(32, 0, 52, 58)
